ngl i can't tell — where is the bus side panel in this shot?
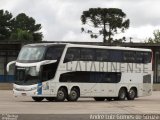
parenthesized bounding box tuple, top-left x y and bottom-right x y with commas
(79, 83, 117, 97)
(119, 73, 143, 97)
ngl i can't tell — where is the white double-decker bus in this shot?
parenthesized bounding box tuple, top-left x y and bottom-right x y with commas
(7, 43, 153, 102)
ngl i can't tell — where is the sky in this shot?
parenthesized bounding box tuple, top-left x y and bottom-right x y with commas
(0, 0, 160, 42)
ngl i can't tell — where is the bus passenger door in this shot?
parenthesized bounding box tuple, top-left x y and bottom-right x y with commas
(41, 63, 58, 95)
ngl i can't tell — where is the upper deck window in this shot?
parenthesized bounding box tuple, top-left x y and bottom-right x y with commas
(45, 46, 65, 60)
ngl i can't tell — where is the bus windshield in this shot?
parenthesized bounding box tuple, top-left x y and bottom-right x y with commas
(17, 46, 46, 62)
(15, 66, 39, 85)
(15, 45, 66, 85)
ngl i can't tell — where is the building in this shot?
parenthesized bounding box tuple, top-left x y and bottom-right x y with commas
(0, 41, 21, 83)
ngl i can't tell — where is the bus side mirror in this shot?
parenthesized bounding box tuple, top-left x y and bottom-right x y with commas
(6, 61, 16, 72)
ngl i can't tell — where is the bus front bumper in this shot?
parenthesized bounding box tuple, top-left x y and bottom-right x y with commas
(13, 89, 38, 97)
(13, 84, 38, 97)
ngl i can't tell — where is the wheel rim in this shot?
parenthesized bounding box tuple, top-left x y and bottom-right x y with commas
(71, 91, 77, 99)
(129, 90, 136, 98)
(58, 91, 64, 100)
(120, 93, 125, 99)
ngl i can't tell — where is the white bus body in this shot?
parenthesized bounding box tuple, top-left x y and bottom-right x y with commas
(7, 43, 153, 102)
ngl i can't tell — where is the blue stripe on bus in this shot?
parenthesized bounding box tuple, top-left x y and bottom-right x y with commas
(37, 82, 42, 95)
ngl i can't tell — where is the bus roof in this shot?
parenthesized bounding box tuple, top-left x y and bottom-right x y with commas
(25, 43, 66, 47)
(25, 43, 151, 52)
(67, 43, 151, 52)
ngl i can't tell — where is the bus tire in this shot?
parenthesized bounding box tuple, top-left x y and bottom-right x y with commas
(46, 97, 55, 102)
(67, 88, 79, 101)
(32, 97, 44, 102)
(127, 88, 136, 100)
(118, 88, 126, 100)
(56, 88, 67, 102)
(94, 97, 105, 101)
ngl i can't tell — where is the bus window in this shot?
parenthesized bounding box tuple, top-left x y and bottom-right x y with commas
(110, 51, 122, 62)
(135, 52, 143, 63)
(41, 63, 58, 81)
(64, 48, 80, 63)
(143, 52, 151, 63)
(96, 49, 109, 62)
(123, 51, 135, 63)
(80, 48, 95, 61)
(59, 72, 121, 83)
(45, 46, 64, 60)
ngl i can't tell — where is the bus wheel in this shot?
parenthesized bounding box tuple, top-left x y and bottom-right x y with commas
(94, 97, 105, 101)
(32, 97, 44, 102)
(46, 97, 55, 102)
(67, 88, 79, 101)
(127, 88, 136, 100)
(118, 88, 126, 100)
(56, 88, 67, 102)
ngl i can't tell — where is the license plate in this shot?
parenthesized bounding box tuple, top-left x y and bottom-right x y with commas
(22, 93, 26, 96)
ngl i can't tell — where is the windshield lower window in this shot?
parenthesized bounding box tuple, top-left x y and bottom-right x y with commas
(15, 66, 39, 85)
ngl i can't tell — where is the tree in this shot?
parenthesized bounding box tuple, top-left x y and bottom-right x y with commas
(10, 29, 33, 41)
(0, 10, 13, 40)
(146, 30, 160, 43)
(81, 8, 130, 43)
(11, 13, 43, 41)
(113, 37, 126, 44)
